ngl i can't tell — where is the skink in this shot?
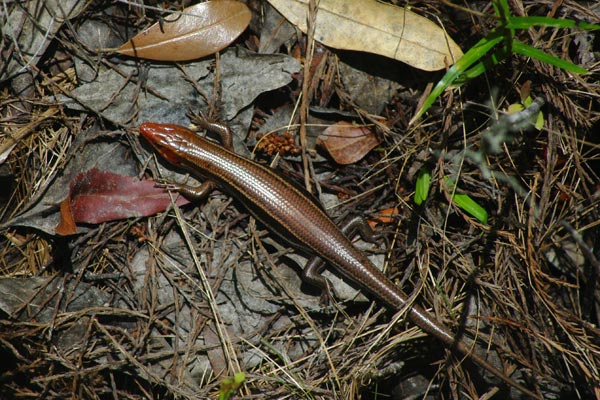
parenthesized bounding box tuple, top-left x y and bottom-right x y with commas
(139, 122, 539, 399)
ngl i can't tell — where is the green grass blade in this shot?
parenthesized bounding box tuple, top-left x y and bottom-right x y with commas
(452, 192, 489, 224)
(493, 0, 511, 23)
(512, 40, 587, 74)
(410, 32, 504, 124)
(507, 16, 600, 30)
(445, 178, 489, 224)
(455, 45, 510, 83)
(414, 169, 431, 205)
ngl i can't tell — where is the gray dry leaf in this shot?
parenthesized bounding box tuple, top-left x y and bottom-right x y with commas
(338, 60, 403, 114)
(56, 48, 300, 129)
(267, 0, 463, 71)
(74, 19, 123, 82)
(0, 276, 110, 350)
(1, 0, 88, 82)
(258, 2, 298, 54)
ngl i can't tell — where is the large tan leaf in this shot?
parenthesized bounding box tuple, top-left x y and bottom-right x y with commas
(267, 0, 462, 71)
(117, 1, 251, 61)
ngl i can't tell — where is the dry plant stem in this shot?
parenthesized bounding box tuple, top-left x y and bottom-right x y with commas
(0, 108, 59, 157)
(252, 229, 343, 388)
(167, 174, 240, 373)
(298, 0, 319, 193)
(559, 220, 600, 276)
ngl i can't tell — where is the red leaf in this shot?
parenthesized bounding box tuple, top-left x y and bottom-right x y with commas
(55, 168, 189, 235)
(117, 1, 251, 61)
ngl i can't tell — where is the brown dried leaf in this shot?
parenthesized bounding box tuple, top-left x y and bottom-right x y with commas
(55, 198, 77, 236)
(117, 1, 251, 61)
(267, 0, 463, 71)
(317, 121, 380, 165)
